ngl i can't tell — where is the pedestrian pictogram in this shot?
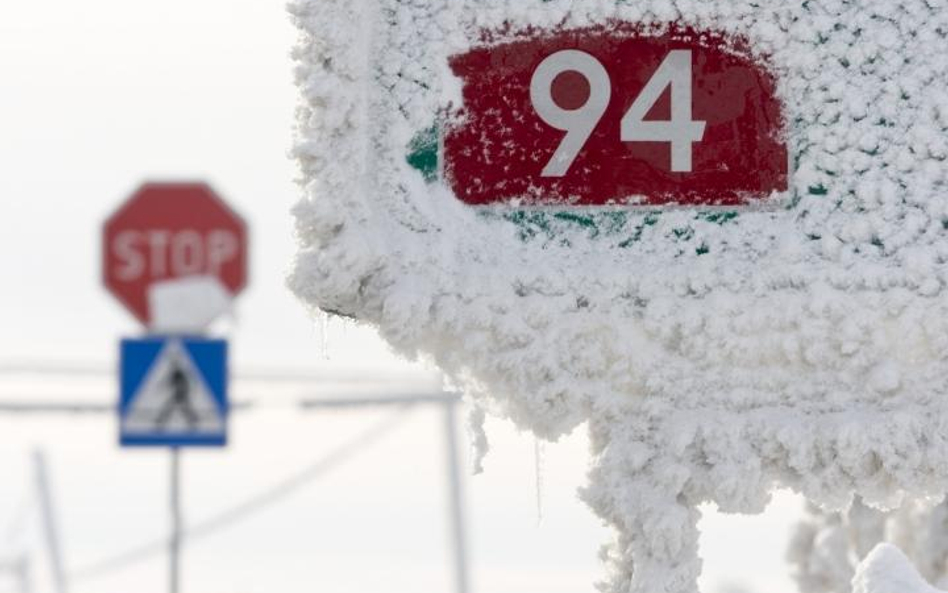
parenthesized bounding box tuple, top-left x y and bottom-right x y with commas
(157, 360, 198, 428)
(119, 336, 228, 446)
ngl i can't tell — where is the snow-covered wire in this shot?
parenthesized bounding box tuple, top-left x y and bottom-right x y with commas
(0, 360, 435, 386)
(0, 394, 458, 414)
(67, 404, 416, 585)
(0, 400, 252, 415)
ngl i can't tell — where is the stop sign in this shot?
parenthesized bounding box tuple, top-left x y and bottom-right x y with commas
(103, 182, 248, 326)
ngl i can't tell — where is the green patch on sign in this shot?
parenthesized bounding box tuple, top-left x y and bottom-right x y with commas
(477, 209, 738, 253)
(405, 128, 762, 251)
(494, 210, 634, 242)
(406, 126, 439, 182)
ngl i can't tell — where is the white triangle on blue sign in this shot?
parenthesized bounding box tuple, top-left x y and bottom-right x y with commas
(121, 339, 224, 436)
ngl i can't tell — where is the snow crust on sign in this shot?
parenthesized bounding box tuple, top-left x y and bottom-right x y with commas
(288, 1, 948, 592)
(148, 276, 232, 333)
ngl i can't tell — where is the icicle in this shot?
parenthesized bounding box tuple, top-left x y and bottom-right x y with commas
(467, 405, 488, 475)
(318, 311, 330, 360)
(534, 437, 544, 526)
(341, 315, 351, 337)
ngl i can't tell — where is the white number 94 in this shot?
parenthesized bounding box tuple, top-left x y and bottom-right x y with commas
(529, 49, 706, 177)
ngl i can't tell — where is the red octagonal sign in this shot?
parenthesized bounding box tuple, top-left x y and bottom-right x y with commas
(103, 182, 248, 326)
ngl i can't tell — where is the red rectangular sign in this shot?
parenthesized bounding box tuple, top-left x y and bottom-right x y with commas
(444, 27, 788, 207)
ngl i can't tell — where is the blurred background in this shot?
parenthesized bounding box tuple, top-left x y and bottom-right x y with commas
(0, 1, 802, 592)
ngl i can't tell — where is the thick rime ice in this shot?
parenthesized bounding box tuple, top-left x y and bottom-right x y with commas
(790, 498, 948, 593)
(288, 1, 948, 592)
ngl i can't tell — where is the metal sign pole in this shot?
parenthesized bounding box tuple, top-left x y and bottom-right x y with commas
(442, 399, 470, 593)
(169, 447, 182, 593)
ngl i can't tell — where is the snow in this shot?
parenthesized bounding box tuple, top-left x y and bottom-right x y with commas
(147, 276, 232, 333)
(790, 497, 948, 593)
(287, 1, 948, 592)
(467, 405, 489, 475)
(853, 544, 942, 593)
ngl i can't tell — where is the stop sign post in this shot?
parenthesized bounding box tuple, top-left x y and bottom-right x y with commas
(103, 182, 248, 327)
(103, 181, 248, 592)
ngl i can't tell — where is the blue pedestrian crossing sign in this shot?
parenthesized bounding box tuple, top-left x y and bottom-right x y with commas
(119, 336, 229, 447)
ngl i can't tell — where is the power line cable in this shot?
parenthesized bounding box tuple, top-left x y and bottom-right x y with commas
(67, 403, 416, 584)
(0, 360, 436, 386)
(0, 393, 457, 415)
(0, 401, 255, 415)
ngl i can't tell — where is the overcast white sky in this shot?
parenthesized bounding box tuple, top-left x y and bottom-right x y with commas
(0, 2, 802, 593)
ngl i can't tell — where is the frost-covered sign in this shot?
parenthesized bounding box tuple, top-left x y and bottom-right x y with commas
(289, 2, 948, 592)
